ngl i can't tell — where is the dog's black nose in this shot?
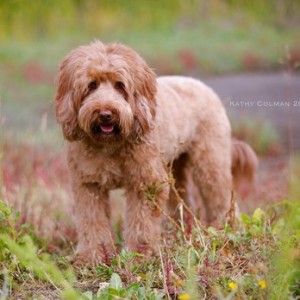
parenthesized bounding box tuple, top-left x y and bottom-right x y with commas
(100, 111, 113, 122)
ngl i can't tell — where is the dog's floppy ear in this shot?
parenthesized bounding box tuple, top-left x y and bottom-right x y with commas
(106, 43, 157, 137)
(55, 59, 82, 141)
(132, 62, 157, 136)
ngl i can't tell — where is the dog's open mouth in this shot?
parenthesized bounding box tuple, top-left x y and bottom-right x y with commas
(100, 124, 114, 133)
(91, 123, 120, 136)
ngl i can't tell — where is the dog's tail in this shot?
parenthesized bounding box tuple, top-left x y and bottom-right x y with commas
(231, 139, 258, 188)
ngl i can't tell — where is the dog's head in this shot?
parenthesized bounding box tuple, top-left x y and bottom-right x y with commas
(55, 41, 157, 146)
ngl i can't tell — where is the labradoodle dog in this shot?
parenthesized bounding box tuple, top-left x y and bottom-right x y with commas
(55, 41, 257, 264)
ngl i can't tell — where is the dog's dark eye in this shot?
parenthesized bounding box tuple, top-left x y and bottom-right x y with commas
(88, 80, 98, 91)
(115, 81, 125, 91)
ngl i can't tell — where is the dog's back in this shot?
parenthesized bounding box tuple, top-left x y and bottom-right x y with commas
(156, 76, 231, 163)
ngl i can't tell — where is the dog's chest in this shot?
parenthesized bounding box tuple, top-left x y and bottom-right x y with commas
(75, 155, 126, 188)
(68, 147, 142, 189)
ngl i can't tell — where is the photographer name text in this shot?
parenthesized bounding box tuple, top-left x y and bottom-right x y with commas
(229, 100, 300, 107)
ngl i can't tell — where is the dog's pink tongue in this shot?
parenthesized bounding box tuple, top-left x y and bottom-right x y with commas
(100, 124, 114, 133)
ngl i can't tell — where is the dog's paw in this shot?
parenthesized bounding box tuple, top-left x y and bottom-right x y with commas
(71, 247, 115, 267)
(71, 252, 93, 268)
(126, 239, 159, 258)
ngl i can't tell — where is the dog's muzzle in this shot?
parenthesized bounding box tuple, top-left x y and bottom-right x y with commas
(90, 110, 121, 136)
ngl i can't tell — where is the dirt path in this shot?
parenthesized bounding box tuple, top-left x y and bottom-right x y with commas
(203, 72, 300, 152)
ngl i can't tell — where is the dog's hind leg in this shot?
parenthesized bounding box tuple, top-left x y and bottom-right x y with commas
(168, 153, 189, 218)
(189, 134, 233, 227)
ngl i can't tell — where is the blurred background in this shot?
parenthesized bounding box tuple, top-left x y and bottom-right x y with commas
(1, 0, 300, 235)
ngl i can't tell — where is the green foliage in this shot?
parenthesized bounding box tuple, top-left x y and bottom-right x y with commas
(0, 0, 299, 42)
(0, 201, 35, 254)
(0, 200, 82, 300)
(1, 234, 82, 299)
(1, 192, 300, 299)
(0, 0, 185, 41)
(0, 0, 299, 77)
(270, 204, 300, 298)
(269, 162, 300, 299)
(87, 273, 164, 300)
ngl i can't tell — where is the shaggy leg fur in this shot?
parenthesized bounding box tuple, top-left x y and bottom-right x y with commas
(124, 182, 169, 255)
(171, 139, 258, 225)
(189, 133, 232, 226)
(72, 182, 114, 264)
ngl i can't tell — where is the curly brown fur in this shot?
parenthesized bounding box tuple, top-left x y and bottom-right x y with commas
(169, 140, 258, 224)
(231, 139, 258, 188)
(55, 40, 257, 264)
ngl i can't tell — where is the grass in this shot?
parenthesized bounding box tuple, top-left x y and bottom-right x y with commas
(1, 1, 300, 77)
(0, 19, 298, 75)
(1, 187, 299, 299)
(1, 139, 300, 299)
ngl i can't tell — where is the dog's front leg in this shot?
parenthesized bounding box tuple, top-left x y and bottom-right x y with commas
(72, 181, 113, 265)
(124, 180, 169, 256)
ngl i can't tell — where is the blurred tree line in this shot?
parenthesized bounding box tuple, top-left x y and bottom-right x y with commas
(0, 0, 299, 42)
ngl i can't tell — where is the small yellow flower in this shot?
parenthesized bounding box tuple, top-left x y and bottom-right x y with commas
(258, 280, 267, 289)
(228, 281, 238, 291)
(139, 273, 147, 280)
(178, 293, 190, 300)
(174, 279, 184, 287)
